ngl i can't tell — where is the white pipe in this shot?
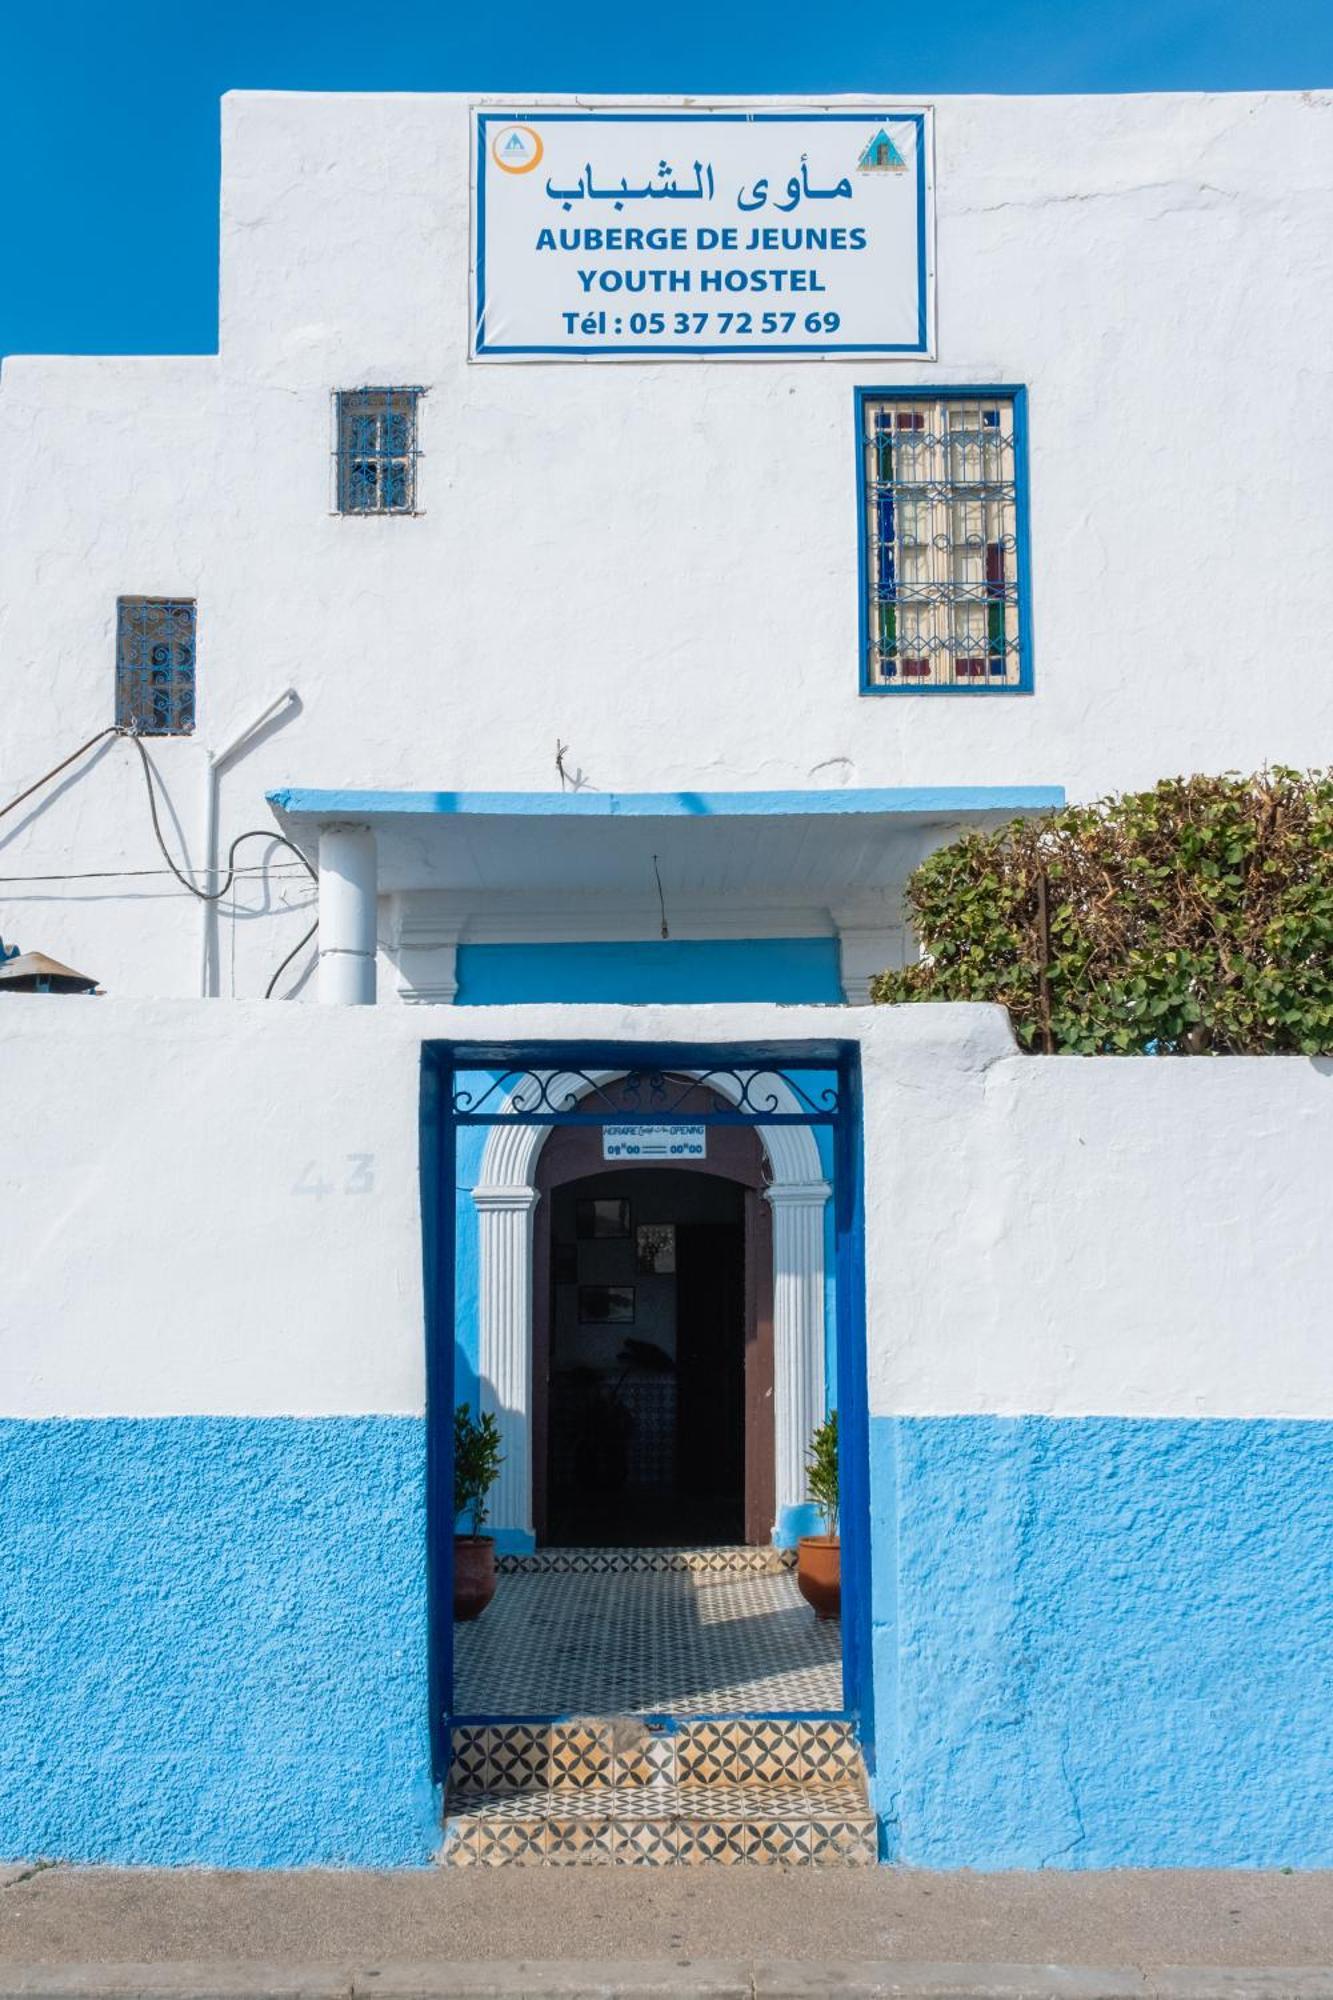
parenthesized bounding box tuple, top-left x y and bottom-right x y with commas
(198, 687, 300, 998)
(317, 824, 378, 1005)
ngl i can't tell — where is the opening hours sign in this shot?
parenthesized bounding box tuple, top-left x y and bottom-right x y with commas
(471, 106, 935, 360)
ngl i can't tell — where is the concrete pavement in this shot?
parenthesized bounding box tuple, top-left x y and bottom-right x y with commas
(2, 1959, 1333, 1997)
(3, 1868, 1333, 1996)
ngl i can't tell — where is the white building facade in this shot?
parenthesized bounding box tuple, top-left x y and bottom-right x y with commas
(1, 91, 1332, 1871)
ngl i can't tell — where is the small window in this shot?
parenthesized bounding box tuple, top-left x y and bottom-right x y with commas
(861, 392, 1028, 692)
(335, 388, 422, 514)
(115, 597, 196, 735)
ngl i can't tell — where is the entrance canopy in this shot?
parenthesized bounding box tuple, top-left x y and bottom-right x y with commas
(267, 785, 1064, 1004)
(269, 785, 1062, 897)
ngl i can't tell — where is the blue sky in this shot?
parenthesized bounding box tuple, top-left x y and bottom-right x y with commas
(3, 0, 1330, 358)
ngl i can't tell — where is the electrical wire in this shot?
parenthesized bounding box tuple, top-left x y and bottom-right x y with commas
(0, 865, 312, 885)
(0, 726, 320, 999)
(652, 853, 670, 939)
(127, 734, 320, 999)
(0, 727, 120, 823)
(128, 733, 316, 900)
(264, 920, 319, 1000)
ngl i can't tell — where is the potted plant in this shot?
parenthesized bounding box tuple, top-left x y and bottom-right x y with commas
(796, 1410, 840, 1620)
(454, 1402, 504, 1622)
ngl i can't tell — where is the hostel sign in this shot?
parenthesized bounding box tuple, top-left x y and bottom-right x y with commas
(471, 107, 934, 360)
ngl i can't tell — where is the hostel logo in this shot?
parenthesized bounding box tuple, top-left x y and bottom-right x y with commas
(857, 127, 907, 174)
(492, 123, 544, 174)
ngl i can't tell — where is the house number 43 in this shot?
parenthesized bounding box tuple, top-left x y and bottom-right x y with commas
(292, 1154, 376, 1198)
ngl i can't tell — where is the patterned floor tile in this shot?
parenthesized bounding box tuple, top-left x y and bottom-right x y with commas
(444, 1790, 553, 1825)
(803, 1819, 879, 1864)
(677, 1718, 806, 1786)
(676, 1819, 765, 1865)
(546, 1817, 617, 1864)
(440, 1775, 877, 1868)
(439, 1817, 548, 1866)
(446, 1725, 491, 1797)
(496, 1545, 796, 1577)
(547, 1721, 614, 1788)
(799, 1721, 864, 1783)
(547, 1787, 666, 1821)
(613, 1818, 682, 1864)
(612, 1725, 676, 1788)
(442, 1546, 869, 1869)
(455, 1552, 838, 1715)
(484, 1724, 549, 1793)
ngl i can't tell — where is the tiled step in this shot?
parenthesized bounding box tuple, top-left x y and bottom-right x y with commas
(496, 1544, 797, 1575)
(440, 1718, 876, 1867)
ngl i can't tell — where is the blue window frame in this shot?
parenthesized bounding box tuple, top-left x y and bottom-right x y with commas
(335, 388, 423, 515)
(856, 386, 1033, 694)
(114, 597, 196, 735)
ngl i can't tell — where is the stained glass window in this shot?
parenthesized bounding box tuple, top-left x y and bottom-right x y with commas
(863, 394, 1025, 691)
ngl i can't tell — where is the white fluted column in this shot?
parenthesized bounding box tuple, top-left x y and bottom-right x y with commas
(473, 1184, 541, 1538)
(317, 823, 377, 1005)
(767, 1180, 832, 1535)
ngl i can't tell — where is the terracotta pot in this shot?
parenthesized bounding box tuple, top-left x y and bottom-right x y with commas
(453, 1536, 497, 1621)
(796, 1534, 841, 1620)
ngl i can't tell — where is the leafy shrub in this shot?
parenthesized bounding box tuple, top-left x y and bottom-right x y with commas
(454, 1403, 504, 1536)
(872, 770, 1333, 1054)
(806, 1411, 839, 1536)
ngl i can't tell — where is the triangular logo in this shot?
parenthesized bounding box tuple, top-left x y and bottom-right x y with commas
(857, 128, 907, 173)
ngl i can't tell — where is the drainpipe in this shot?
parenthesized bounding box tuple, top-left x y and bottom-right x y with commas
(199, 688, 300, 997)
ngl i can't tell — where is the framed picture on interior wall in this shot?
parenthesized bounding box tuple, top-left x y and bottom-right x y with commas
(576, 1197, 631, 1240)
(636, 1223, 676, 1274)
(553, 1242, 578, 1284)
(578, 1284, 635, 1325)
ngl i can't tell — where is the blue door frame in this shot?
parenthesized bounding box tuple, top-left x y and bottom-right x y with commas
(419, 1038, 872, 1785)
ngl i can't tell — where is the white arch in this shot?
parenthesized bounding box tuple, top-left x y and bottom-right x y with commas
(472, 1068, 830, 1545)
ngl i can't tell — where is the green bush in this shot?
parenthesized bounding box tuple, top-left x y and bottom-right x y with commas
(806, 1411, 839, 1536)
(871, 770, 1333, 1055)
(454, 1403, 504, 1536)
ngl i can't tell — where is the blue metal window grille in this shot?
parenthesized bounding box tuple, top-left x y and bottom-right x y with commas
(114, 597, 196, 735)
(450, 1064, 841, 1126)
(336, 388, 422, 514)
(861, 392, 1026, 691)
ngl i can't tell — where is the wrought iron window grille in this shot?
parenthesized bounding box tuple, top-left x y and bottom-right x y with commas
(114, 597, 196, 736)
(334, 388, 423, 515)
(451, 1066, 840, 1125)
(861, 393, 1026, 691)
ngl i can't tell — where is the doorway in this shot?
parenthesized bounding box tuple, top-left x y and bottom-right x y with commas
(531, 1097, 776, 1548)
(427, 1043, 871, 1762)
(542, 1167, 750, 1546)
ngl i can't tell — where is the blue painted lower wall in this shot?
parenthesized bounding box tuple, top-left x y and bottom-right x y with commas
(7, 1413, 1328, 1867)
(0, 1418, 437, 1867)
(870, 1415, 1333, 1869)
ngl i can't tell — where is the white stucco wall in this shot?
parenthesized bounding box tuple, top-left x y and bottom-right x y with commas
(2, 997, 1328, 1421)
(1, 91, 1332, 1002)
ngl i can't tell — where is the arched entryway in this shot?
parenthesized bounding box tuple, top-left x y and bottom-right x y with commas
(472, 1069, 830, 1547)
(533, 1103, 772, 1545)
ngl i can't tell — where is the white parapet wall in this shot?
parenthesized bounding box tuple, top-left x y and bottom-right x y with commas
(1, 997, 1328, 1423)
(2, 996, 1331, 1869)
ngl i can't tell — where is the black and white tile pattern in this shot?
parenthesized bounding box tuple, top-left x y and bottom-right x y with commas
(440, 1718, 875, 1867)
(497, 1545, 797, 1576)
(456, 1547, 839, 1716)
